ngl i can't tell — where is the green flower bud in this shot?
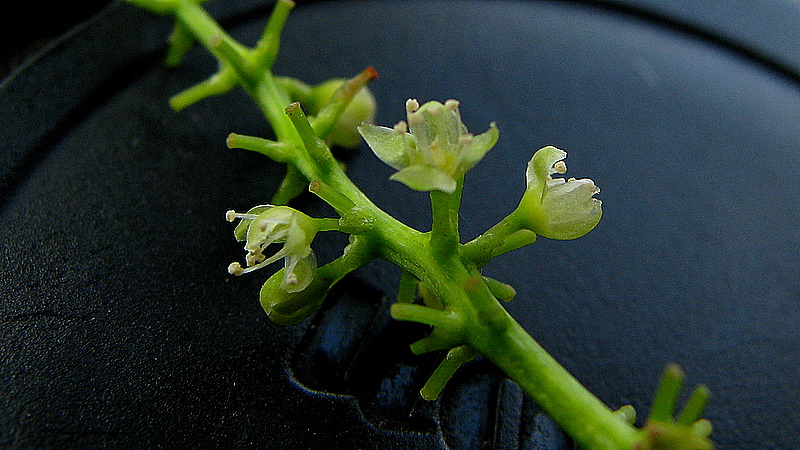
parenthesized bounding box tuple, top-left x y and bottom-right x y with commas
(259, 267, 330, 326)
(358, 99, 498, 193)
(516, 146, 602, 240)
(308, 78, 376, 148)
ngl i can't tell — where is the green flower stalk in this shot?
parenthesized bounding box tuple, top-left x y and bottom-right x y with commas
(129, 1, 714, 448)
(460, 146, 600, 266)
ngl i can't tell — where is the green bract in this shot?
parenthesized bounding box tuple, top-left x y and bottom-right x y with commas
(516, 146, 602, 240)
(358, 99, 499, 193)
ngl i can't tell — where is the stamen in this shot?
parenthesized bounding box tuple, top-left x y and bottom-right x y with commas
(408, 111, 423, 126)
(444, 99, 459, 111)
(406, 98, 419, 113)
(236, 248, 288, 275)
(246, 250, 266, 266)
(228, 262, 245, 276)
(225, 210, 259, 222)
(393, 120, 408, 134)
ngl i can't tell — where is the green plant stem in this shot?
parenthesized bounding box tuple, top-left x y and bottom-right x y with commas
(166, 0, 300, 146)
(678, 385, 710, 426)
(173, 2, 250, 76)
(420, 345, 477, 400)
(320, 235, 375, 283)
(461, 212, 525, 266)
(650, 364, 684, 423)
(252, 0, 294, 68)
(399, 256, 640, 449)
(471, 305, 638, 449)
(396, 269, 418, 303)
(307, 159, 640, 449)
(429, 176, 463, 257)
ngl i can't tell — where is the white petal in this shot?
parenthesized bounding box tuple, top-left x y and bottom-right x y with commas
(358, 123, 412, 170)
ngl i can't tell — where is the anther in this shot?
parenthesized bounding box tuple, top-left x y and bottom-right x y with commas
(228, 262, 245, 276)
(444, 99, 459, 111)
(226, 210, 259, 222)
(406, 98, 420, 113)
(554, 161, 567, 174)
(246, 251, 266, 266)
(394, 120, 408, 134)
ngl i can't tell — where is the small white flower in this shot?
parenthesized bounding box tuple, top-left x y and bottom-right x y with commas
(358, 99, 499, 193)
(517, 146, 602, 240)
(226, 205, 317, 293)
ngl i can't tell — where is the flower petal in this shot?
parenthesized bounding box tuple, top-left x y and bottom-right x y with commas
(282, 250, 317, 293)
(358, 123, 412, 170)
(525, 146, 567, 201)
(459, 121, 499, 172)
(233, 204, 273, 241)
(539, 178, 602, 240)
(283, 215, 314, 257)
(246, 206, 294, 250)
(389, 165, 458, 193)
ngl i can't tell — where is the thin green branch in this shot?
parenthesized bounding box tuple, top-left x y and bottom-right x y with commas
(678, 384, 711, 426)
(420, 345, 477, 400)
(650, 364, 684, 423)
(271, 165, 308, 205)
(461, 212, 534, 267)
(252, 0, 295, 68)
(165, 21, 194, 66)
(226, 133, 293, 163)
(285, 102, 339, 175)
(169, 67, 236, 111)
